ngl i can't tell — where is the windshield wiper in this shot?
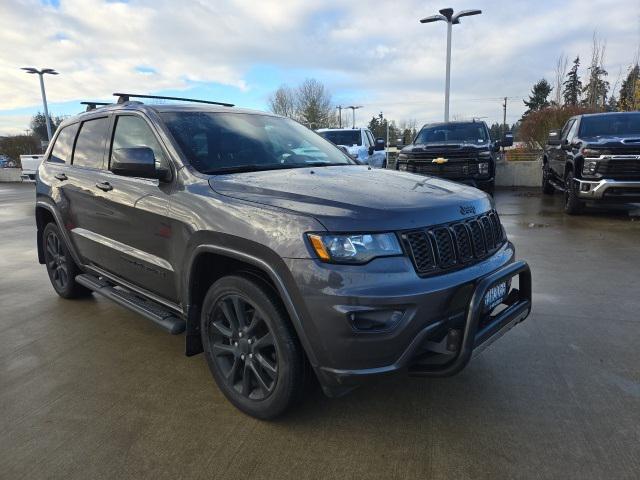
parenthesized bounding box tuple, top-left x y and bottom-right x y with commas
(203, 164, 298, 174)
(204, 162, 352, 174)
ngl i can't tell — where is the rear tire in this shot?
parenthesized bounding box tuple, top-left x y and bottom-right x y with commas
(542, 163, 555, 195)
(564, 170, 583, 215)
(42, 223, 92, 299)
(200, 275, 305, 419)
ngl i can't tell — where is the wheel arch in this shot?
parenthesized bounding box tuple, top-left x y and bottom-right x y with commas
(183, 244, 318, 367)
(35, 201, 82, 267)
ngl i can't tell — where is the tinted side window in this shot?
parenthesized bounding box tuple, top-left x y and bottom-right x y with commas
(111, 115, 167, 168)
(49, 124, 78, 164)
(560, 120, 574, 141)
(72, 117, 110, 169)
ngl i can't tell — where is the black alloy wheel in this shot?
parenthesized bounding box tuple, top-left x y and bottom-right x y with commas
(200, 275, 305, 419)
(42, 222, 91, 299)
(45, 229, 69, 291)
(207, 294, 278, 400)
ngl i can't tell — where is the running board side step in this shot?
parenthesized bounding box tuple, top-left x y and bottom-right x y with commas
(76, 274, 186, 335)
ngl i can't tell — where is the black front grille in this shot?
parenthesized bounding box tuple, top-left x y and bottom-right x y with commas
(406, 161, 479, 179)
(403, 210, 506, 276)
(595, 159, 640, 179)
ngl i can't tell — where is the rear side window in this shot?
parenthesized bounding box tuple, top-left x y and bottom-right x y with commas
(72, 117, 110, 169)
(49, 124, 78, 164)
(111, 115, 167, 168)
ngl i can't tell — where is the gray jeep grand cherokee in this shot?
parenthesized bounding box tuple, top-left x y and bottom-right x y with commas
(36, 93, 531, 419)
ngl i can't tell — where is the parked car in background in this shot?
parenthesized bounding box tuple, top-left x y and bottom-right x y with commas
(395, 121, 513, 195)
(317, 127, 387, 168)
(0, 154, 17, 168)
(543, 111, 640, 214)
(36, 94, 531, 419)
(20, 154, 45, 180)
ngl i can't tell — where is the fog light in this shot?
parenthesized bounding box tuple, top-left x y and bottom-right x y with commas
(398, 163, 408, 171)
(478, 162, 489, 175)
(348, 309, 404, 332)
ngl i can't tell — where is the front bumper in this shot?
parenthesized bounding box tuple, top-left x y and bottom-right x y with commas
(285, 245, 531, 395)
(575, 178, 640, 201)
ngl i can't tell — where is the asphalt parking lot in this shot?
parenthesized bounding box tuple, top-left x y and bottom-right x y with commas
(1, 181, 639, 480)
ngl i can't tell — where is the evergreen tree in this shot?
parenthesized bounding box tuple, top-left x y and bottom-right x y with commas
(562, 56, 582, 106)
(618, 64, 639, 111)
(523, 79, 552, 118)
(583, 65, 609, 109)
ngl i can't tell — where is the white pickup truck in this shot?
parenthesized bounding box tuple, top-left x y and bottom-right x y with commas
(317, 128, 387, 168)
(20, 154, 44, 181)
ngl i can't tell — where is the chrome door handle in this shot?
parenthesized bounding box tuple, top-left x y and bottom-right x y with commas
(95, 181, 113, 192)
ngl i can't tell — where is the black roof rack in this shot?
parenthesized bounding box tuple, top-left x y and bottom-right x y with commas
(81, 101, 111, 112)
(113, 93, 234, 107)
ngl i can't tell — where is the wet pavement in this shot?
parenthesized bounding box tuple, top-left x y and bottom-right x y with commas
(1, 182, 639, 479)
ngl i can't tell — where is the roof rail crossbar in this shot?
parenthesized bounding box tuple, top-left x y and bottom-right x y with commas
(81, 101, 110, 112)
(113, 93, 234, 107)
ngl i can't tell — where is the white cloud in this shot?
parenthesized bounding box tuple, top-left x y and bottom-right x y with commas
(0, 0, 638, 135)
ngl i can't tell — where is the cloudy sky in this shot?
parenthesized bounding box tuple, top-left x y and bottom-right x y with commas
(1, 0, 639, 135)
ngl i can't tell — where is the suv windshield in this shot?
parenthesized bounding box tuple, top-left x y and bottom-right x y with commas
(161, 112, 354, 174)
(318, 130, 362, 146)
(414, 123, 488, 144)
(579, 113, 640, 137)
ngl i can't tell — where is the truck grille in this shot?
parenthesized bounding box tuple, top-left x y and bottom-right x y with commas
(406, 161, 480, 179)
(594, 159, 640, 179)
(402, 210, 506, 276)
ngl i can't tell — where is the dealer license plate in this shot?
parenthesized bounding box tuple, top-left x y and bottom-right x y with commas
(484, 281, 508, 312)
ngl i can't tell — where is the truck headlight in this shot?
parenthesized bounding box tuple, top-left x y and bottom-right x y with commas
(478, 151, 492, 158)
(307, 232, 402, 264)
(478, 162, 490, 175)
(583, 161, 598, 175)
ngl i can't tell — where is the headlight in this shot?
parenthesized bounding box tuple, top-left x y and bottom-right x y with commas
(583, 160, 598, 175)
(397, 153, 409, 171)
(583, 148, 606, 158)
(478, 162, 490, 175)
(478, 151, 492, 158)
(307, 232, 402, 264)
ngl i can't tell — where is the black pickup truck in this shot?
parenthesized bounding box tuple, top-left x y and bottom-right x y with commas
(543, 112, 640, 214)
(395, 121, 513, 195)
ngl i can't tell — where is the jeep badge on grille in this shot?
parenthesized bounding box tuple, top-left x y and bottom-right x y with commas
(460, 205, 476, 215)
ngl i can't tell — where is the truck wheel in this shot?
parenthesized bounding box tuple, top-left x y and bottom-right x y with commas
(542, 163, 555, 195)
(42, 223, 92, 299)
(200, 275, 305, 419)
(564, 171, 583, 215)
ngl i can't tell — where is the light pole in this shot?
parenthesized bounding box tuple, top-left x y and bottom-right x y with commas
(347, 105, 362, 128)
(21, 67, 59, 141)
(420, 8, 481, 122)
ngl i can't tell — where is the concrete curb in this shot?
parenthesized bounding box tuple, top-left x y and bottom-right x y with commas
(0, 168, 23, 182)
(495, 160, 541, 188)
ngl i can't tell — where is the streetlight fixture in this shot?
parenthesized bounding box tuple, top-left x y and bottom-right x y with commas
(347, 105, 362, 128)
(420, 8, 481, 122)
(21, 67, 59, 141)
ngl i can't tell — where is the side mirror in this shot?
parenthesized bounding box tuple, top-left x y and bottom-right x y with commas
(111, 147, 165, 180)
(560, 140, 571, 150)
(368, 145, 375, 156)
(547, 129, 561, 146)
(374, 138, 385, 151)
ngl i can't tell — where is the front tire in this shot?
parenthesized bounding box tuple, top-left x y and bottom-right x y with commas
(200, 275, 305, 419)
(42, 223, 92, 299)
(542, 163, 555, 195)
(564, 170, 583, 215)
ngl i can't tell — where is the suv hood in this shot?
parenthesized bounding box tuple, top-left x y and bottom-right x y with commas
(209, 166, 492, 231)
